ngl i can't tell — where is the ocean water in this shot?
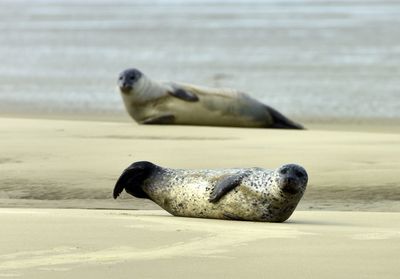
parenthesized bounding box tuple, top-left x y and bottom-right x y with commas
(0, 0, 399, 121)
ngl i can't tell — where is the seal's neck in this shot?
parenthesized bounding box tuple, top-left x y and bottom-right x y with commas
(133, 76, 166, 102)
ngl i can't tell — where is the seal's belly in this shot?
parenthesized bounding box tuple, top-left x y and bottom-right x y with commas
(156, 96, 269, 128)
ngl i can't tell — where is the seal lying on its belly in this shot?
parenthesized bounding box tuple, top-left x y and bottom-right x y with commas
(117, 68, 304, 129)
(113, 161, 308, 222)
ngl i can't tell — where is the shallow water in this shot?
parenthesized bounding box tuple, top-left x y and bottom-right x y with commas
(0, 0, 399, 121)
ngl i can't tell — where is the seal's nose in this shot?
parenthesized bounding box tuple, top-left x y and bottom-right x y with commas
(118, 68, 143, 93)
(280, 175, 300, 195)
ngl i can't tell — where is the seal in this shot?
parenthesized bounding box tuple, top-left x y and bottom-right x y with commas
(117, 68, 304, 129)
(113, 161, 308, 222)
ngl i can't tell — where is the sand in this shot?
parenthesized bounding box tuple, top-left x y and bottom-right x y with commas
(1, 116, 400, 278)
(1, 117, 399, 211)
(1, 208, 399, 278)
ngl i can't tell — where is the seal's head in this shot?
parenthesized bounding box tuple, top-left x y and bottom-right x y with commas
(275, 164, 308, 195)
(118, 68, 143, 94)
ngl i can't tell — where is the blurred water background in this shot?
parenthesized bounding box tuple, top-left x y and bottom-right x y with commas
(0, 0, 399, 122)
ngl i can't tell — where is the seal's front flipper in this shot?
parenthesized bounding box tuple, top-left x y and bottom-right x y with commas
(209, 171, 249, 203)
(141, 115, 175, 124)
(168, 88, 199, 102)
(113, 161, 156, 200)
(223, 213, 245, 221)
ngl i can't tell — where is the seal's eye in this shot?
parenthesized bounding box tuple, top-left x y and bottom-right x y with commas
(280, 168, 288, 174)
(129, 76, 135, 80)
(295, 171, 304, 178)
(119, 76, 123, 80)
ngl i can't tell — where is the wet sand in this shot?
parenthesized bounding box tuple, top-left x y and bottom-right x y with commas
(1, 0, 400, 121)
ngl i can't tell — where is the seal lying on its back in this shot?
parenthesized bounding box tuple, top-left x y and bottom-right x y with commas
(117, 68, 304, 129)
(113, 161, 308, 222)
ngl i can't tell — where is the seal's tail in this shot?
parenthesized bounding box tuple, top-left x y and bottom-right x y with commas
(113, 161, 156, 199)
(264, 105, 305, 129)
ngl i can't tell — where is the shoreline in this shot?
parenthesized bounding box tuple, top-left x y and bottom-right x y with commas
(1, 113, 400, 133)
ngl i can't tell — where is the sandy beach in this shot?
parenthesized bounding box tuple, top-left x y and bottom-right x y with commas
(1, 117, 399, 277)
(1, 117, 399, 211)
(1, 208, 399, 279)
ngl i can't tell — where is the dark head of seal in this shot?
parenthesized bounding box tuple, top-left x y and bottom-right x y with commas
(275, 164, 308, 195)
(118, 68, 143, 94)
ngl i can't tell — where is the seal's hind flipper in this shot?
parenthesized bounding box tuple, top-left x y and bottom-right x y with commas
(168, 88, 199, 102)
(141, 115, 175, 124)
(265, 105, 305, 130)
(113, 161, 156, 199)
(209, 171, 249, 203)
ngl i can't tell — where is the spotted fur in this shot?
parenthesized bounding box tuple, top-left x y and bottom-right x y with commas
(114, 161, 308, 222)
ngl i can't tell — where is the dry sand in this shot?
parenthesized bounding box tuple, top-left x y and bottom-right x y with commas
(0, 208, 399, 278)
(1, 117, 400, 278)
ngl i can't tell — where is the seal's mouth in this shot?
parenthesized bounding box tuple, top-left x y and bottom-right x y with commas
(119, 83, 133, 94)
(280, 176, 301, 195)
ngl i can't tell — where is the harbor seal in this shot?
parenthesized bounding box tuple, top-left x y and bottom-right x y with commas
(117, 68, 304, 129)
(113, 161, 308, 222)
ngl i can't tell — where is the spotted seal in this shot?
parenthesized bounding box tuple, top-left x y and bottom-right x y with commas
(113, 161, 308, 222)
(117, 68, 304, 129)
